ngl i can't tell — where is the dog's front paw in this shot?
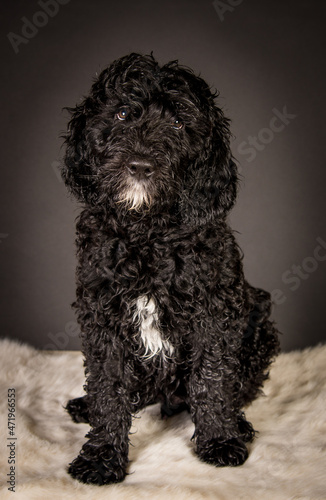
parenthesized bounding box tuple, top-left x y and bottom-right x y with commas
(197, 437, 248, 467)
(68, 452, 126, 485)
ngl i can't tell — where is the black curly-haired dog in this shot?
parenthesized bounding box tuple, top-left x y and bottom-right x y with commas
(62, 53, 280, 485)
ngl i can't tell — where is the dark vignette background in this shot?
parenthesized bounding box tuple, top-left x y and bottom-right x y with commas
(0, 0, 325, 351)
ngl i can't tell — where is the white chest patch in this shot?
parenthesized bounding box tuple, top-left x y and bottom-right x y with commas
(133, 295, 174, 359)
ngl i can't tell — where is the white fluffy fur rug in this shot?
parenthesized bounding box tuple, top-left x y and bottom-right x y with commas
(0, 339, 326, 500)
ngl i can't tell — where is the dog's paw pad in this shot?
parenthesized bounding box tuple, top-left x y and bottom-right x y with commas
(68, 454, 125, 485)
(197, 437, 248, 467)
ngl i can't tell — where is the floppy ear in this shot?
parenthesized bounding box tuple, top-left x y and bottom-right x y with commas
(179, 103, 238, 225)
(61, 97, 99, 204)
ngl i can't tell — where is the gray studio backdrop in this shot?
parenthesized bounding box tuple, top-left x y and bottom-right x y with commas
(1, 0, 325, 351)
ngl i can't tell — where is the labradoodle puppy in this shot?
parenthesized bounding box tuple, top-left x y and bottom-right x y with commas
(62, 53, 280, 485)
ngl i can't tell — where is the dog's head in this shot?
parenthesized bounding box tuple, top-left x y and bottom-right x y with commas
(62, 53, 238, 223)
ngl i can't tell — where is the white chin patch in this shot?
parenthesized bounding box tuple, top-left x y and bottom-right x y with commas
(133, 295, 174, 359)
(119, 181, 152, 211)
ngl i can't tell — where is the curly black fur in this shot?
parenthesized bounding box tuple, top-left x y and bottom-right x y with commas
(61, 53, 280, 485)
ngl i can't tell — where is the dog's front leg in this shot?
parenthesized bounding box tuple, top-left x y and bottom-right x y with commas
(187, 349, 252, 467)
(68, 355, 132, 485)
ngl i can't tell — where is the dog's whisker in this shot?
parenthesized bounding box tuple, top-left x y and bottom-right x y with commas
(76, 173, 99, 178)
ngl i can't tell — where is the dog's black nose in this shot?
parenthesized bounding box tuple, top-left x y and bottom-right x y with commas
(127, 158, 155, 180)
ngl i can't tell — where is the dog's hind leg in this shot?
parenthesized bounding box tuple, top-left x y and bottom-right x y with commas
(239, 287, 280, 407)
(65, 396, 89, 423)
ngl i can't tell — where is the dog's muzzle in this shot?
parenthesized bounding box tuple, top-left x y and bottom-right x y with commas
(119, 156, 156, 211)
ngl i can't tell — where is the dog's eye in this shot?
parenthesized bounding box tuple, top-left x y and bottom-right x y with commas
(172, 118, 183, 130)
(116, 107, 130, 121)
